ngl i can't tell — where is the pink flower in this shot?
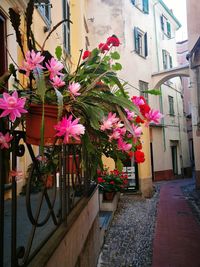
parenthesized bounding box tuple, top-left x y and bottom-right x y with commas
(68, 82, 81, 96)
(54, 115, 85, 143)
(131, 124, 142, 138)
(106, 36, 120, 47)
(98, 43, 110, 53)
(131, 96, 145, 107)
(100, 112, 119, 131)
(0, 91, 27, 122)
(145, 109, 163, 125)
(9, 170, 23, 181)
(125, 108, 135, 120)
(0, 132, 13, 149)
(82, 50, 91, 60)
(109, 130, 121, 141)
(20, 50, 45, 76)
(45, 58, 64, 79)
(50, 76, 65, 88)
(117, 138, 132, 151)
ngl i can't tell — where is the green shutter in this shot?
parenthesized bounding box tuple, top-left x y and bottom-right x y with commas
(160, 16, 164, 31)
(167, 22, 171, 37)
(143, 0, 149, 14)
(162, 50, 167, 69)
(169, 55, 173, 68)
(134, 27, 139, 52)
(144, 32, 148, 57)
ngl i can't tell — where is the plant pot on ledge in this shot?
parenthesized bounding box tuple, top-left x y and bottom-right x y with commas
(103, 191, 116, 201)
(26, 104, 60, 146)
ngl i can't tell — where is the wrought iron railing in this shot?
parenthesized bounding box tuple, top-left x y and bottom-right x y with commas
(0, 126, 95, 267)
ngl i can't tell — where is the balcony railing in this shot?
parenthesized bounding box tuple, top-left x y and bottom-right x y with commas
(0, 124, 95, 267)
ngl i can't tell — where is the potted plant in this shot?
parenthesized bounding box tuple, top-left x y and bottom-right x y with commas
(96, 168, 129, 201)
(0, 0, 162, 183)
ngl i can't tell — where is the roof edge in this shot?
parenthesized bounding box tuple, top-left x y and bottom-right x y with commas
(159, 0, 181, 29)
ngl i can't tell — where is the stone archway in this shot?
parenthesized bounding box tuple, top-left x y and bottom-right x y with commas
(151, 64, 189, 89)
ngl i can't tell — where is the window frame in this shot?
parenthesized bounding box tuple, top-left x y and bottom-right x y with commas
(134, 27, 148, 58)
(162, 49, 173, 69)
(160, 14, 171, 38)
(0, 13, 7, 78)
(131, 0, 149, 14)
(168, 95, 175, 116)
(62, 0, 70, 54)
(37, 0, 51, 27)
(139, 80, 149, 103)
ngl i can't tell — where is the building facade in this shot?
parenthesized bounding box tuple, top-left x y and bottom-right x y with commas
(177, 39, 194, 166)
(186, 0, 200, 188)
(85, 0, 191, 184)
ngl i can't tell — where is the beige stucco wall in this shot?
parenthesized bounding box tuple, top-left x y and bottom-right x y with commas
(186, 0, 200, 186)
(85, 0, 190, 185)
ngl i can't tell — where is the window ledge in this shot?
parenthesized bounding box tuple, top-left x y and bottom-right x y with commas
(135, 51, 147, 59)
(132, 4, 148, 15)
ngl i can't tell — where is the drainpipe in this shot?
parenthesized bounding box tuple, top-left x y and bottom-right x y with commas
(153, 1, 166, 150)
(153, 1, 160, 71)
(176, 88, 184, 177)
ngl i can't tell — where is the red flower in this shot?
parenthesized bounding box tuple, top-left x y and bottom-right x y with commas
(140, 103, 151, 117)
(82, 50, 91, 60)
(128, 151, 134, 158)
(135, 150, 145, 163)
(136, 143, 142, 150)
(99, 43, 110, 52)
(97, 177, 104, 183)
(135, 115, 144, 124)
(110, 181, 115, 185)
(106, 35, 120, 47)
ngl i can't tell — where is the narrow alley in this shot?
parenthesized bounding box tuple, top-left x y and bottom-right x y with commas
(98, 178, 200, 267)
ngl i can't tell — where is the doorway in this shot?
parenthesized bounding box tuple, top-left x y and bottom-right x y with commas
(171, 145, 178, 175)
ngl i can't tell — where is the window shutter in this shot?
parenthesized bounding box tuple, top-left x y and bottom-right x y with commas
(143, 0, 149, 14)
(160, 16, 164, 31)
(162, 50, 167, 69)
(134, 27, 139, 52)
(169, 55, 173, 68)
(131, 0, 135, 5)
(167, 21, 171, 37)
(144, 32, 148, 57)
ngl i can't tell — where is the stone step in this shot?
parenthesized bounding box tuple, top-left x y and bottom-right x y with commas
(99, 211, 113, 230)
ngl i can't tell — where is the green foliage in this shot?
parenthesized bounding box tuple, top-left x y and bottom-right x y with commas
(55, 46, 62, 60)
(110, 51, 120, 60)
(143, 89, 161, 95)
(112, 62, 122, 71)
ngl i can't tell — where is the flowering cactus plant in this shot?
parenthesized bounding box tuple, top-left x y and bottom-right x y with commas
(0, 0, 162, 179)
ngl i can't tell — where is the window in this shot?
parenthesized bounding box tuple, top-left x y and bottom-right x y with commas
(168, 96, 175, 115)
(160, 15, 171, 38)
(162, 49, 172, 69)
(37, 0, 51, 26)
(131, 0, 149, 14)
(134, 27, 148, 57)
(139, 80, 148, 103)
(0, 13, 7, 78)
(63, 0, 70, 54)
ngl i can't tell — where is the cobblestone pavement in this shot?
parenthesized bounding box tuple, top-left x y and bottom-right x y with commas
(97, 188, 160, 267)
(181, 179, 200, 224)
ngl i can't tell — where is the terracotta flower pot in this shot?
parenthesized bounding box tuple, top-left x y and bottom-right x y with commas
(103, 191, 115, 201)
(26, 104, 59, 146)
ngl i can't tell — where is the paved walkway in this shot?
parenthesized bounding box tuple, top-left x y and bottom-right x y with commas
(152, 179, 200, 267)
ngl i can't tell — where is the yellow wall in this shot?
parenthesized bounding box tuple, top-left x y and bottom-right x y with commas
(70, 0, 87, 70)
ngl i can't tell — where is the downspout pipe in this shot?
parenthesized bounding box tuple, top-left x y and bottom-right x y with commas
(153, 0, 166, 150)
